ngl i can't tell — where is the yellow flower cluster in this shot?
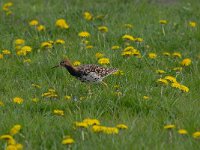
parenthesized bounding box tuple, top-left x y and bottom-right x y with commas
(29, 19, 46, 31)
(73, 61, 81, 66)
(0, 49, 11, 60)
(122, 34, 135, 41)
(189, 21, 197, 28)
(53, 109, 64, 116)
(42, 88, 58, 98)
(83, 11, 93, 21)
(2, 2, 13, 15)
(148, 52, 157, 59)
(62, 136, 75, 145)
(92, 125, 119, 134)
(78, 31, 90, 38)
(41, 39, 65, 49)
(98, 26, 108, 33)
(95, 52, 104, 59)
(181, 58, 192, 66)
(121, 46, 141, 57)
(98, 58, 110, 65)
(111, 45, 120, 50)
(159, 20, 167, 25)
(0, 124, 23, 150)
(13, 97, 24, 104)
(55, 19, 69, 29)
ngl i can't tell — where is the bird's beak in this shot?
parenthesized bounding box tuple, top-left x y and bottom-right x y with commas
(51, 64, 60, 69)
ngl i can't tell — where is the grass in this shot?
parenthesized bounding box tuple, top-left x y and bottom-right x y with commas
(0, 0, 200, 149)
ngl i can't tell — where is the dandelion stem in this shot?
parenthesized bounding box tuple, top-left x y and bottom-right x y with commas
(162, 25, 166, 36)
(81, 130, 85, 141)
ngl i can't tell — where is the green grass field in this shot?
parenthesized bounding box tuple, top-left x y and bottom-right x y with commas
(0, 0, 200, 149)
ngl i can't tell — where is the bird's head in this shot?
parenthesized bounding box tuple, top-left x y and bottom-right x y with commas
(52, 59, 72, 69)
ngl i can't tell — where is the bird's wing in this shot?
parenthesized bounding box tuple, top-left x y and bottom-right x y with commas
(76, 64, 118, 78)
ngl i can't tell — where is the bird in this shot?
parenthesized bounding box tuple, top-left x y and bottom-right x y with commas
(52, 58, 118, 87)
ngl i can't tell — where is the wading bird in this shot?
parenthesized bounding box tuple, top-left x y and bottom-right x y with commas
(52, 59, 118, 87)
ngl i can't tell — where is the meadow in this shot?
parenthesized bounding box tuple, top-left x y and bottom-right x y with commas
(0, 0, 200, 149)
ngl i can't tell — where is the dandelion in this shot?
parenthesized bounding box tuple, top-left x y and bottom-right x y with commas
(95, 52, 104, 59)
(124, 24, 133, 28)
(159, 20, 167, 24)
(116, 124, 128, 129)
(172, 52, 182, 58)
(64, 95, 71, 100)
(13, 97, 24, 104)
(164, 124, 175, 129)
(29, 20, 39, 26)
(121, 51, 132, 57)
(2, 49, 11, 55)
(32, 98, 39, 103)
(148, 53, 157, 59)
(0, 101, 4, 106)
(73, 61, 81, 66)
(7, 144, 23, 150)
(55, 39, 65, 44)
(178, 129, 188, 135)
(143, 96, 150, 100)
(86, 45, 93, 49)
(171, 82, 181, 88)
(173, 67, 182, 72)
(0, 54, 3, 59)
(181, 58, 192, 66)
(75, 122, 88, 128)
(41, 42, 53, 49)
(92, 125, 104, 133)
(83, 118, 100, 126)
(62, 136, 75, 145)
(98, 26, 108, 33)
(157, 78, 168, 85)
(156, 70, 166, 74)
(2, 2, 13, 12)
(0, 135, 16, 145)
(111, 45, 120, 50)
(113, 70, 124, 76)
(193, 131, 200, 139)
(83, 11, 93, 21)
(122, 34, 135, 41)
(31, 83, 41, 89)
(164, 76, 177, 83)
(15, 39, 25, 45)
(134, 38, 143, 42)
(42, 89, 58, 98)
(78, 31, 90, 38)
(37, 25, 46, 31)
(53, 109, 64, 116)
(103, 127, 119, 134)
(98, 58, 110, 65)
(189, 21, 197, 27)
(21, 46, 32, 53)
(55, 19, 69, 29)
(10, 124, 21, 136)
(179, 84, 189, 93)
(162, 52, 171, 56)
(23, 59, 31, 63)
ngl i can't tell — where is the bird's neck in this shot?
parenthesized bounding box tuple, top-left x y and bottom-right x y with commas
(64, 65, 80, 77)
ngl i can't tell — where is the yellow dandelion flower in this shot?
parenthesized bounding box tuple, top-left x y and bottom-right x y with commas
(173, 67, 182, 72)
(157, 78, 168, 85)
(121, 51, 132, 57)
(31, 83, 41, 88)
(83, 11, 93, 21)
(55, 39, 65, 44)
(0, 54, 3, 59)
(98, 58, 110, 65)
(37, 25, 46, 31)
(172, 52, 182, 58)
(162, 52, 171, 56)
(111, 45, 120, 50)
(75, 122, 88, 128)
(16, 50, 26, 56)
(10, 124, 21, 136)
(95, 52, 104, 59)
(113, 70, 124, 76)
(103, 127, 119, 134)
(148, 53, 157, 59)
(164, 124, 175, 129)
(29, 20, 39, 26)
(15, 39, 25, 45)
(13, 97, 24, 104)
(181, 58, 192, 66)
(23, 58, 31, 63)
(78, 31, 90, 38)
(171, 82, 181, 88)
(92, 125, 104, 133)
(189, 21, 197, 27)
(64, 95, 71, 100)
(0, 101, 4, 106)
(32, 98, 39, 103)
(62, 136, 75, 145)
(41, 42, 53, 48)
(143, 96, 150, 100)
(134, 38, 143, 42)
(164, 76, 177, 83)
(2, 2, 13, 11)
(86, 45, 93, 49)
(116, 124, 128, 129)
(122, 34, 135, 41)
(83, 118, 100, 126)
(53, 109, 64, 116)
(159, 20, 167, 24)
(193, 131, 200, 139)
(124, 24, 133, 28)
(55, 19, 69, 29)
(0, 134, 16, 145)
(98, 26, 108, 33)
(21, 46, 32, 53)
(179, 84, 189, 93)
(178, 129, 188, 135)
(73, 61, 81, 66)
(2, 49, 11, 55)
(156, 70, 166, 74)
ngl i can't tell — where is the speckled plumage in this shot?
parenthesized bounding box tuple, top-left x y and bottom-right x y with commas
(53, 59, 118, 83)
